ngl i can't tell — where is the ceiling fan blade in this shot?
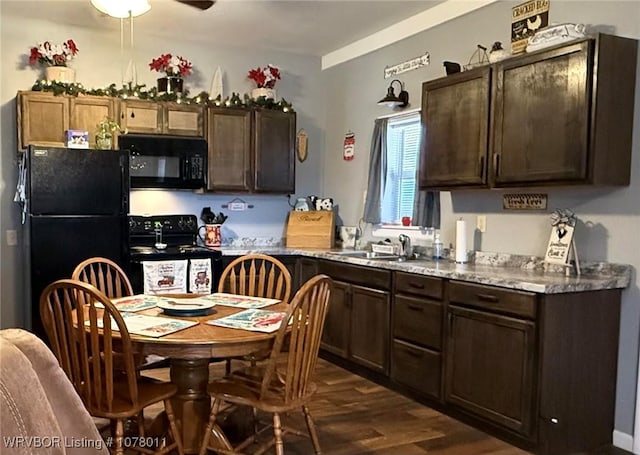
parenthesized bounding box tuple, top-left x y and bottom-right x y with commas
(175, 0, 215, 10)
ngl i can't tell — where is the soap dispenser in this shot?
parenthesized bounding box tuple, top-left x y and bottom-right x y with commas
(432, 231, 443, 259)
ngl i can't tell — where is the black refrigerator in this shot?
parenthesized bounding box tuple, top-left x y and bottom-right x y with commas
(25, 146, 129, 339)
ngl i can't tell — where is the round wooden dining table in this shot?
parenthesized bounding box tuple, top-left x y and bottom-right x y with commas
(130, 298, 289, 454)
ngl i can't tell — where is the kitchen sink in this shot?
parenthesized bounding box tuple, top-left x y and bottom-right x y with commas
(329, 250, 435, 263)
(329, 251, 402, 261)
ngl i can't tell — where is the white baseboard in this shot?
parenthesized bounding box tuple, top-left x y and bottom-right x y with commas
(613, 430, 634, 452)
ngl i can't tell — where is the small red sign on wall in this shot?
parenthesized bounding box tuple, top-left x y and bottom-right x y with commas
(343, 131, 355, 161)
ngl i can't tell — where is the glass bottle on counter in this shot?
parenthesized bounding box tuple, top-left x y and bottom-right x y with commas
(432, 231, 443, 259)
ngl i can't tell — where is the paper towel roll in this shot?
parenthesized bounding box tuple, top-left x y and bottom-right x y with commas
(455, 219, 467, 263)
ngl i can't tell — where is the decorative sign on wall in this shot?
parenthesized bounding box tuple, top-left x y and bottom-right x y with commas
(511, 0, 550, 54)
(296, 129, 308, 163)
(384, 52, 430, 79)
(503, 193, 548, 210)
(343, 131, 355, 161)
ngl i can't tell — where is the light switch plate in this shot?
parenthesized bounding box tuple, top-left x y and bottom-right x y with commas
(476, 215, 487, 233)
(6, 230, 17, 246)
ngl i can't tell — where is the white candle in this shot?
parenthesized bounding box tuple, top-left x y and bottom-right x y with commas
(455, 219, 467, 263)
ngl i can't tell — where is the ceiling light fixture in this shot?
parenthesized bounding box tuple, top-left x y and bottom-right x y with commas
(90, 0, 151, 18)
(91, 0, 150, 87)
(378, 79, 409, 108)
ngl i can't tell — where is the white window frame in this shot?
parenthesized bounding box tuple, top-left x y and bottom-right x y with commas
(379, 110, 421, 226)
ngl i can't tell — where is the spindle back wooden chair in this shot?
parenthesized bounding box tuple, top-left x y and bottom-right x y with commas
(72, 257, 133, 299)
(217, 254, 293, 373)
(218, 253, 292, 303)
(39, 279, 184, 455)
(73, 257, 166, 370)
(199, 274, 333, 455)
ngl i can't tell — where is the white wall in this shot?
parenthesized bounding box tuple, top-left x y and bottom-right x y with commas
(0, 4, 325, 327)
(322, 0, 640, 440)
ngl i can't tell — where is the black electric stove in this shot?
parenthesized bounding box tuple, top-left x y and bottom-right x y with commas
(127, 214, 222, 293)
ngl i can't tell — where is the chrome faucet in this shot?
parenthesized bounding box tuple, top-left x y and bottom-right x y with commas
(398, 234, 412, 258)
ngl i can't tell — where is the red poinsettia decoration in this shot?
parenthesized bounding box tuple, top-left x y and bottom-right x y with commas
(29, 39, 78, 67)
(247, 64, 281, 89)
(149, 53, 193, 78)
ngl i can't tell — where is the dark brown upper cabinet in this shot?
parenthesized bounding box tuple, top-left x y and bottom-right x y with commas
(206, 107, 295, 193)
(419, 67, 491, 189)
(419, 34, 637, 190)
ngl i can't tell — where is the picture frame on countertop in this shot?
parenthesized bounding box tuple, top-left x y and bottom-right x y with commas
(544, 209, 580, 275)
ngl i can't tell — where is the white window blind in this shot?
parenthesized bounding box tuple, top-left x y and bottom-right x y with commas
(381, 113, 421, 224)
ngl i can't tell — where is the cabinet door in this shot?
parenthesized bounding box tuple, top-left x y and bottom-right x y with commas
(349, 285, 390, 374)
(320, 280, 350, 358)
(253, 110, 295, 193)
(296, 257, 318, 293)
(19, 92, 69, 149)
(419, 68, 490, 189)
(491, 41, 591, 185)
(445, 305, 535, 436)
(120, 100, 162, 134)
(164, 103, 204, 137)
(70, 96, 118, 148)
(207, 108, 252, 192)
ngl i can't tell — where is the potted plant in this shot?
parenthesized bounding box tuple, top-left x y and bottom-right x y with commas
(95, 117, 120, 150)
(29, 39, 79, 82)
(149, 53, 193, 94)
(247, 64, 281, 100)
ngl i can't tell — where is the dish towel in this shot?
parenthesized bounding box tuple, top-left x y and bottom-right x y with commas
(142, 260, 188, 294)
(189, 258, 212, 294)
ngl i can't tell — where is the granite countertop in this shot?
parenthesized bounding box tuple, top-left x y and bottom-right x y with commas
(218, 247, 632, 295)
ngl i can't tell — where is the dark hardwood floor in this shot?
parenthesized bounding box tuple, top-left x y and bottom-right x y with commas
(143, 358, 630, 455)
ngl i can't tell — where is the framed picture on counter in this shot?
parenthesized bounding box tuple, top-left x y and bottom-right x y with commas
(545, 223, 574, 265)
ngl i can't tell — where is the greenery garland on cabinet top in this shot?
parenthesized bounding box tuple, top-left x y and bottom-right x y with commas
(30, 80, 295, 112)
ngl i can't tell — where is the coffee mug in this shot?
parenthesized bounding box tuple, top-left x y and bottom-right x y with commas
(198, 224, 221, 248)
(402, 216, 412, 226)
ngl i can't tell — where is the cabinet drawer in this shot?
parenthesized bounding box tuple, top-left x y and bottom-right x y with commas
(318, 260, 391, 290)
(395, 272, 443, 299)
(394, 295, 442, 350)
(391, 339, 441, 399)
(449, 281, 536, 319)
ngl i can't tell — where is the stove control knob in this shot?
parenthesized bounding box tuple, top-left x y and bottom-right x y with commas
(185, 217, 195, 228)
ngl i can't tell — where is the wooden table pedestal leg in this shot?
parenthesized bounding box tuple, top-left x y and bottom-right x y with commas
(170, 358, 211, 454)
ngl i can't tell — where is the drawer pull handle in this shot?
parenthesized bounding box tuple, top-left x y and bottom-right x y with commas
(408, 282, 425, 289)
(406, 304, 424, 312)
(476, 293, 499, 302)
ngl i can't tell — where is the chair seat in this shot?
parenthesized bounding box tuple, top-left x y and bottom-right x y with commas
(208, 365, 317, 414)
(88, 376, 177, 419)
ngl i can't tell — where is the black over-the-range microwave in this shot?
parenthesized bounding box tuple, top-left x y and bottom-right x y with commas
(118, 134, 207, 189)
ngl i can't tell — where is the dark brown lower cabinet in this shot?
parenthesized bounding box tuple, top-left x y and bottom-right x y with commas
(321, 280, 350, 358)
(391, 273, 444, 400)
(349, 285, 389, 373)
(318, 260, 391, 375)
(445, 305, 536, 436)
(444, 281, 622, 455)
(391, 339, 441, 398)
(296, 257, 319, 292)
(221, 256, 623, 455)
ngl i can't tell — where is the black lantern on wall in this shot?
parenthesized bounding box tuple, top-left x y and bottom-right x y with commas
(377, 79, 409, 108)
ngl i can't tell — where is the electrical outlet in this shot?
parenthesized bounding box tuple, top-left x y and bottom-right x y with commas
(6, 230, 18, 246)
(476, 215, 487, 233)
